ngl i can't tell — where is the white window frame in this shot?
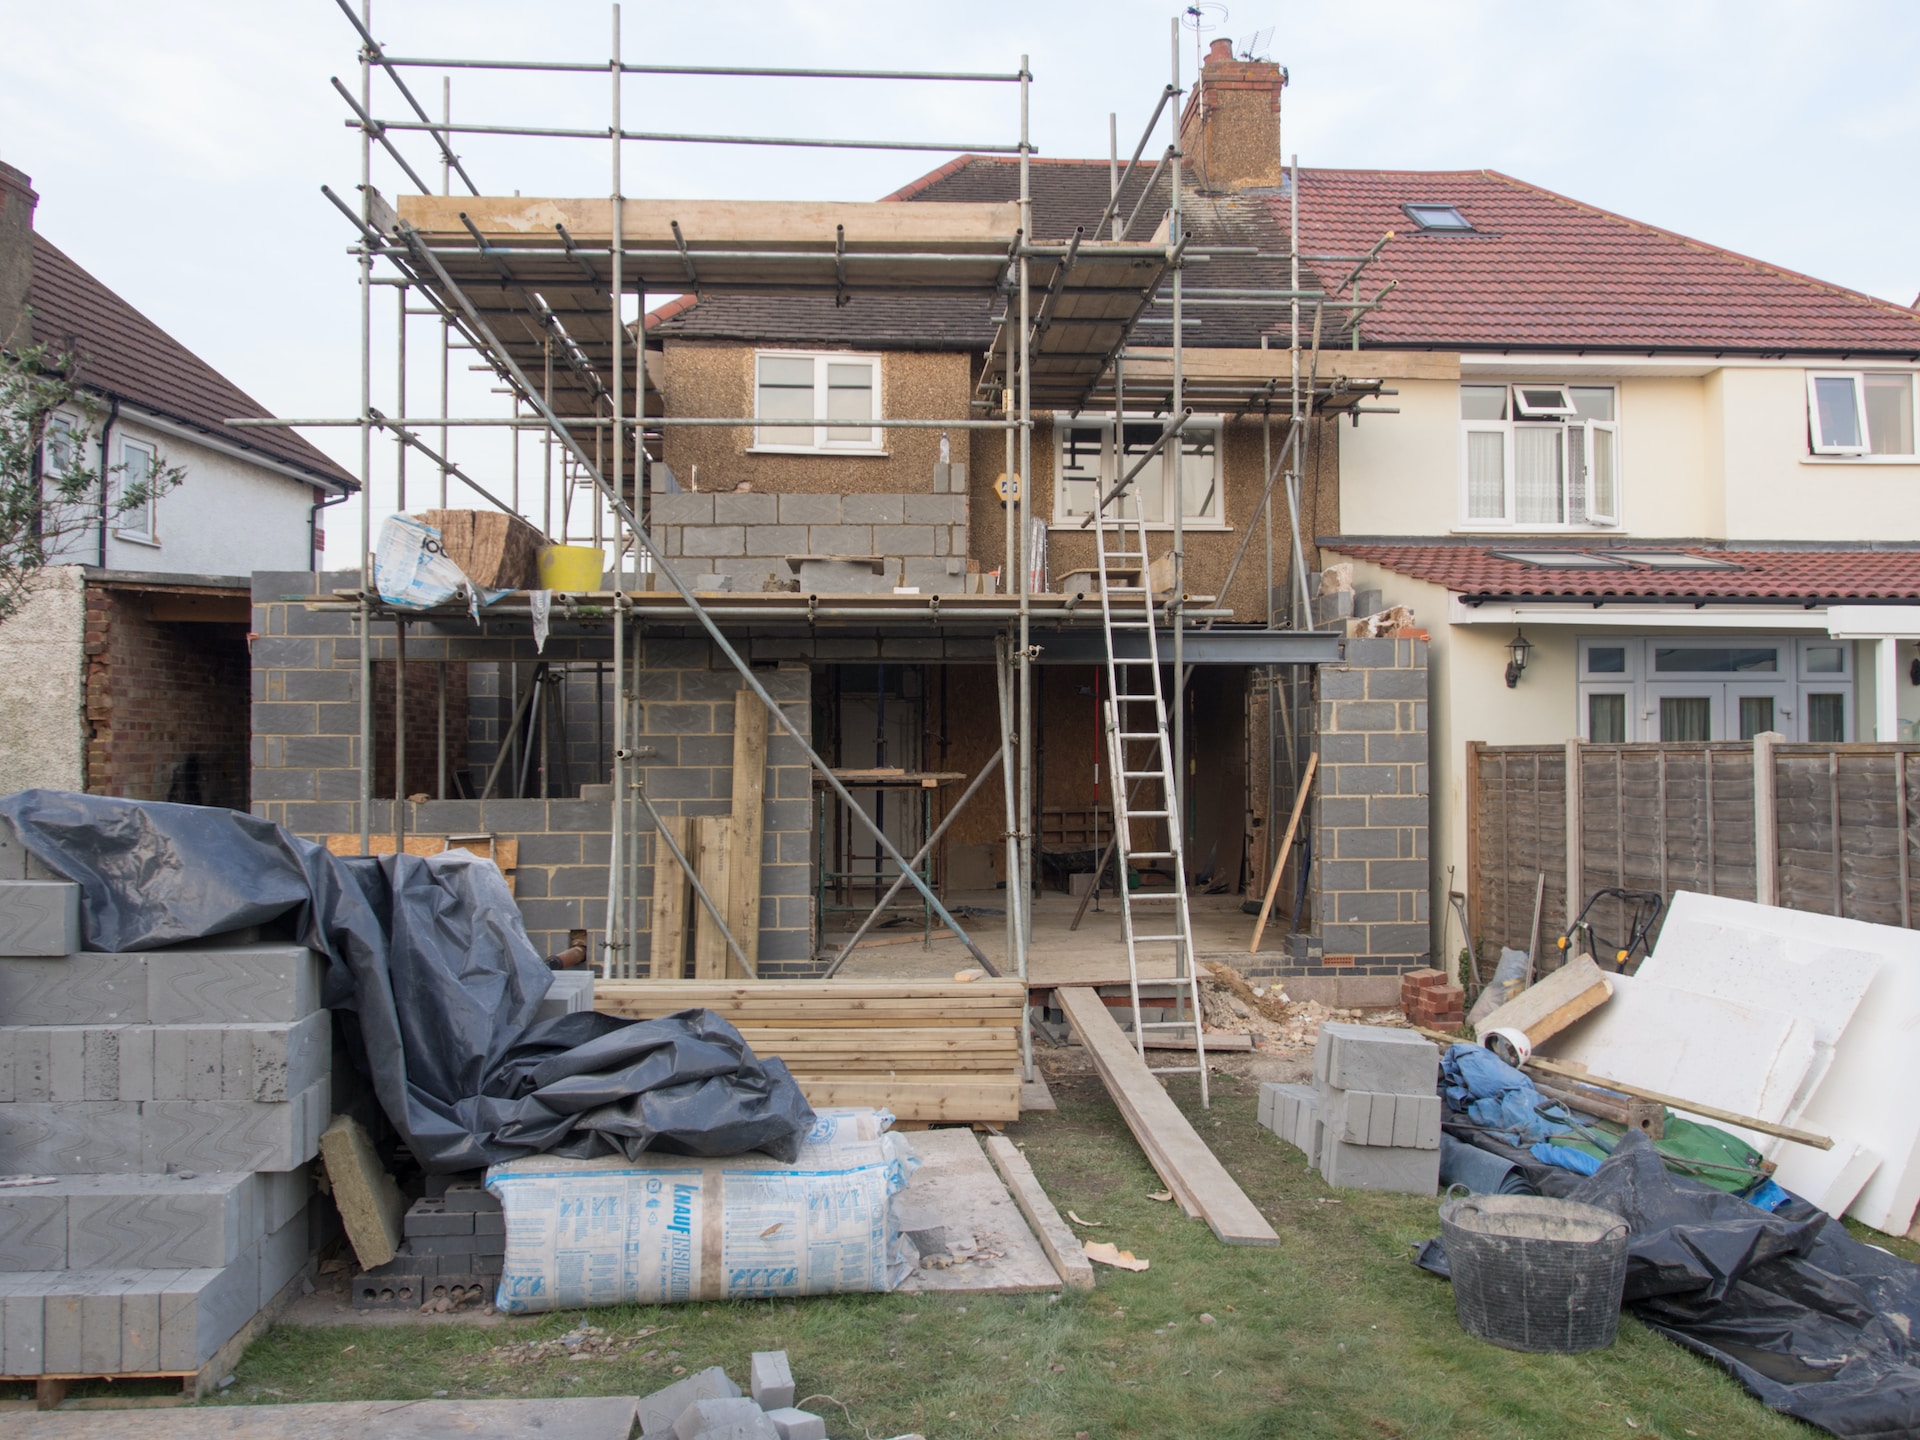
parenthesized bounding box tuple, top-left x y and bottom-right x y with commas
(1457, 383, 1620, 530)
(1512, 383, 1576, 418)
(750, 350, 884, 455)
(41, 413, 79, 481)
(115, 437, 159, 545)
(1805, 369, 1917, 459)
(1049, 412, 1226, 530)
(1575, 635, 1856, 743)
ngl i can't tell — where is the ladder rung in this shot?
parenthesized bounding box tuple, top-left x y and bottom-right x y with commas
(1108, 621, 1151, 630)
(1130, 933, 1184, 943)
(1129, 850, 1175, 859)
(1117, 731, 1161, 740)
(1122, 769, 1161, 778)
(1124, 890, 1179, 898)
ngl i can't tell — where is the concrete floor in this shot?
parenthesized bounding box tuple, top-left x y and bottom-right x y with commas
(829, 888, 1293, 985)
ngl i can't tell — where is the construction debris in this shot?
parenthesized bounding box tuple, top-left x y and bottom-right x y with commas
(1083, 1242, 1150, 1272)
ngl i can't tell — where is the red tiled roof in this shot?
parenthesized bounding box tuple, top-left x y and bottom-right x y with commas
(1291, 169, 1920, 355)
(1324, 541, 1920, 603)
(28, 235, 355, 491)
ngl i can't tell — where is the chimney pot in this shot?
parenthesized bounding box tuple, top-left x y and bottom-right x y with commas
(1207, 38, 1234, 64)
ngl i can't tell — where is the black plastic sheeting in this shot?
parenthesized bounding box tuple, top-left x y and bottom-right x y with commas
(0, 792, 815, 1171)
(1418, 1130, 1920, 1439)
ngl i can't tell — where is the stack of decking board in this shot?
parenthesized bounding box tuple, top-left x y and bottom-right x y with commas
(593, 980, 1023, 1122)
(0, 879, 329, 1397)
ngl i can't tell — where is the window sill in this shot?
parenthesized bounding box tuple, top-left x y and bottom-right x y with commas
(1800, 455, 1920, 466)
(746, 446, 889, 459)
(1450, 524, 1623, 535)
(113, 532, 161, 548)
(1049, 521, 1232, 533)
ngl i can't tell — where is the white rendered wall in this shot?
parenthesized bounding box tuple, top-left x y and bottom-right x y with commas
(0, 565, 86, 792)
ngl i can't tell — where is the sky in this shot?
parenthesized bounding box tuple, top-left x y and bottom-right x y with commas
(3, 0, 1918, 558)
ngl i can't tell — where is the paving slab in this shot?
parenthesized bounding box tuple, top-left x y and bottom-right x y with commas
(8, 1396, 642, 1438)
(895, 1128, 1060, 1296)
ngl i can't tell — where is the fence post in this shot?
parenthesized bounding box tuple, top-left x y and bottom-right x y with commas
(1754, 731, 1781, 907)
(1563, 737, 1582, 939)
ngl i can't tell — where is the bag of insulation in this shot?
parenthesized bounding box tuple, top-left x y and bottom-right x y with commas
(485, 1108, 919, 1312)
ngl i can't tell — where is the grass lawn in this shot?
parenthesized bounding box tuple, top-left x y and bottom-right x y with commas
(186, 1063, 1878, 1439)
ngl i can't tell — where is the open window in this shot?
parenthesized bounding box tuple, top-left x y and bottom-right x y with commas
(1807, 371, 1916, 457)
(753, 351, 883, 454)
(1459, 383, 1620, 527)
(1512, 384, 1576, 418)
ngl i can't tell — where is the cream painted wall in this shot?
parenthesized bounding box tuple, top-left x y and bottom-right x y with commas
(1338, 374, 1719, 540)
(1717, 367, 1920, 540)
(0, 566, 87, 793)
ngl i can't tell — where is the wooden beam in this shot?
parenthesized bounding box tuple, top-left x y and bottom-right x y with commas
(648, 815, 692, 979)
(692, 815, 736, 980)
(1121, 346, 1461, 382)
(984, 1134, 1095, 1290)
(1055, 987, 1279, 1247)
(728, 690, 769, 977)
(1478, 954, 1611, 1049)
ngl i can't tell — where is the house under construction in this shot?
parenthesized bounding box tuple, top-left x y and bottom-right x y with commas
(245, 13, 1436, 1111)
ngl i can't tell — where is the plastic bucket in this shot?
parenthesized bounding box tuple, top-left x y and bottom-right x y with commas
(536, 544, 604, 591)
(1439, 1192, 1629, 1353)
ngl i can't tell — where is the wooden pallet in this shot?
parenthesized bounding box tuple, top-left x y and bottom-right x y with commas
(595, 980, 1025, 1121)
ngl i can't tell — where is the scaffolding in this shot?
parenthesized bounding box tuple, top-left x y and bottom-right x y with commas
(240, 3, 1393, 1090)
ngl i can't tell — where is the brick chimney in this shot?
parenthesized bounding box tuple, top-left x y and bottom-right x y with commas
(0, 160, 36, 351)
(1178, 38, 1286, 192)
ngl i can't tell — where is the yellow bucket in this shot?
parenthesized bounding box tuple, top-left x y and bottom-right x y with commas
(536, 544, 604, 591)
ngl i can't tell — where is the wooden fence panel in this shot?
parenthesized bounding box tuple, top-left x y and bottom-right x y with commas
(1476, 740, 1919, 947)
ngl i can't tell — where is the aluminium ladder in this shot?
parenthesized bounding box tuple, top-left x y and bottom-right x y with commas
(1090, 480, 1209, 1107)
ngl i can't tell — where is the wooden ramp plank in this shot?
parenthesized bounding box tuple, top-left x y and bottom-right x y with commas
(984, 1134, 1095, 1290)
(1055, 987, 1279, 1247)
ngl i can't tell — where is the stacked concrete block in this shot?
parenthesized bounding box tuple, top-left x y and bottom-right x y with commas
(631, 1356, 825, 1440)
(1308, 1022, 1441, 1194)
(651, 491, 971, 595)
(0, 884, 326, 1379)
(535, 968, 595, 1023)
(1257, 1081, 1323, 1166)
(352, 1182, 504, 1309)
(0, 881, 79, 956)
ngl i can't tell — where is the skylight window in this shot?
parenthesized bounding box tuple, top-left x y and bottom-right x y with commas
(1489, 550, 1629, 569)
(1404, 203, 1473, 232)
(1596, 552, 1741, 570)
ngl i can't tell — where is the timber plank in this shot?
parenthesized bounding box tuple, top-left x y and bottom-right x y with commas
(1479, 954, 1612, 1047)
(792, 1077, 1020, 1122)
(1055, 987, 1279, 1247)
(985, 1134, 1095, 1290)
(692, 815, 736, 980)
(727, 691, 768, 977)
(647, 816, 693, 979)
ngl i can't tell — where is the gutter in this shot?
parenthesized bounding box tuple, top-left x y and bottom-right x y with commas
(113, 402, 357, 495)
(308, 487, 352, 572)
(1459, 592, 1920, 609)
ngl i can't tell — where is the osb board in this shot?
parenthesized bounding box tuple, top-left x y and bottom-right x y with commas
(895, 1128, 1063, 1295)
(323, 834, 517, 894)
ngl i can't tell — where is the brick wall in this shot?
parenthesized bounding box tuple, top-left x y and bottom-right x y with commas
(85, 586, 250, 809)
(248, 571, 817, 970)
(371, 658, 469, 799)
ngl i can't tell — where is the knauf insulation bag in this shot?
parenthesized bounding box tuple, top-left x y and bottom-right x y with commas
(485, 1107, 919, 1312)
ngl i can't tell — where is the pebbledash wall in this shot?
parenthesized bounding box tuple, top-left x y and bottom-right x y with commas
(1249, 635, 1432, 1005)
(247, 570, 818, 973)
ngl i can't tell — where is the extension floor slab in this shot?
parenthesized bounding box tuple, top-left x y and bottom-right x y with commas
(9, 1395, 640, 1438)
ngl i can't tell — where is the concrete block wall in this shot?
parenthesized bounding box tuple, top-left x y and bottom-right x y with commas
(650, 492, 969, 594)
(249, 574, 817, 972)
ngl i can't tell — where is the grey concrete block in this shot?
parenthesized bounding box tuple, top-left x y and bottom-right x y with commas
(775, 492, 840, 525)
(873, 525, 937, 556)
(1318, 1136, 1440, 1194)
(258, 1205, 312, 1308)
(683, 527, 747, 558)
(906, 492, 966, 524)
(750, 1349, 795, 1409)
(0, 1101, 145, 1172)
(534, 968, 595, 1024)
(674, 1397, 779, 1440)
(652, 493, 714, 525)
(1313, 1023, 1438, 1096)
(744, 525, 809, 557)
(258, 1167, 313, 1233)
(406, 1203, 475, 1237)
(80, 1277, 123, 1373)
(0, 1193, 67, 1268)
(159, 1252, 260, 1371)
(120, 1282, 161, 1373)
(2, 1290, 44, 1375)
(67, 1171, 257, 1269)
(841, 494, 904, 525)
(804, 525, 875, 556)
(141, 1076, 329, 1173)
(146, 946, 325, 1025)
(712, 493, 778, 525)
(0, 881, 81, 956)
(795, 558, 889, 594)
(440, 1180, 500, 1213)
(900, 557, 969, 594)
(638, 1366, 743, 1436)
(763, 1409, 827, 1440)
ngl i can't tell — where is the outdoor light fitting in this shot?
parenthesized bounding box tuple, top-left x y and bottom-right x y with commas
(1505, 629, 1533, 689)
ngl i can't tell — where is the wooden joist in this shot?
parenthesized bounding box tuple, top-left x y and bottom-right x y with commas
(727, 691, 768, 976)
(691, 814, 736, 980)
(1055, 987, 1279, 1247)
(647, 815, 693, 979)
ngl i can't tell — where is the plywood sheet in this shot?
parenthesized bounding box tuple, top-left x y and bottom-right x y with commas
(895, 1128, 1062, 1295)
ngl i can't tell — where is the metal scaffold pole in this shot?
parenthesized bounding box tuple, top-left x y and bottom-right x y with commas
(1015, 52, 1034, 1073)
(356, 0, 375, 860)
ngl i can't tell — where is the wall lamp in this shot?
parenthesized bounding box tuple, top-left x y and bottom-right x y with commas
(1505, 629, 1533, 689)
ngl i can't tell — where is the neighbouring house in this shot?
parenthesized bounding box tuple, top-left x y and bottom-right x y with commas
(1300, 165, 1920, 956)
(0, 159, 356, 807)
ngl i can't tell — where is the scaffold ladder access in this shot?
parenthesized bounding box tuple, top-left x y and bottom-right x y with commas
(1093, 469, 1209, 1107)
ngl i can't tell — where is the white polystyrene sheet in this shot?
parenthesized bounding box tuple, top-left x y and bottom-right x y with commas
(1537, 972, 1819, 1129)
(1770, 1140, 1882, 1222)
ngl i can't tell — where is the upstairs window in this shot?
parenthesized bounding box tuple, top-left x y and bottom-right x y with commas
(1460, 383, 1619, 529)
(116, 438, 158, 543)
(753, 351, 883, 454)
(1053, 414, 1223, 527)
(1807, 371, 1915, 456)
(42, 414, 79, 481)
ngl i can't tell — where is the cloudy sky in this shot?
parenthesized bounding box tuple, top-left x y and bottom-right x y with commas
(3, 1, 1916, 556)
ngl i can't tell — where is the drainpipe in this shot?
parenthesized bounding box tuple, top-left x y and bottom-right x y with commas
(95, 395, 119, 568)
(309, 485, 353, 571)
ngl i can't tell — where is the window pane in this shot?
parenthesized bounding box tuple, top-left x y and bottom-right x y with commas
(1466, 431, 1505, 519)
(1513, 426, 1563, 524)
(1514, 385, 1574, 416)
(1460, 385, 1507, 420)
(1653, 645, 1777, 674)
(824, 362, 874, 442)
(1807, 693, 1847, 743)
(119, 443, 155, 538)
(1120, 422, 1166, 522)
(1814, 375, 1863, 449)
(1590, 426, 1617, 520)
(1566, 422, 1587, 520)
(1804, 644, 1845, 675)
(1737, 695, 1775, 741)
(1178, 426, 1218, 519)
(1058, 424, 1104, 518)
(1588, 693, 1626, 743)
(1586, 646, 1626, 674)
(1865, 374, 1914, 455)
(44, 417, 77, 478)
(756, 355, 814, 446)
(1660, 696, 1712, 742)
(1570, 387, 1615, 422)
